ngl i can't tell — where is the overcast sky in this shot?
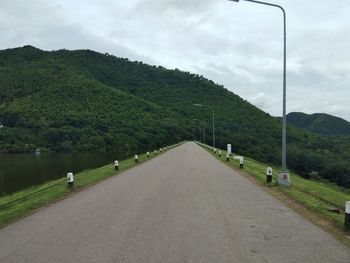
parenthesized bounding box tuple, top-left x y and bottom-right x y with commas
(1, 0, 349, 120)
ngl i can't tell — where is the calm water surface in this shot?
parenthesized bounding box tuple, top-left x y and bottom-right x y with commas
(0, 151, 131, 196)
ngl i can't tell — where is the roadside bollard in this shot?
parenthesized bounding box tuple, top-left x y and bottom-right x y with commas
(219, 150, 222, 157)
(67, 172, 74, 188)
(214, 148, 217, 154)
(147, 152, 150, 158)
(114, 160, 119, 170)
(240, 157, 244, 169)
(226, 153, 230, 162)
(345, 201, 350, 229)
(227, 144, 232, 156)
(160, 148, 162, 152)
(266, 167, 273, 184)
(154, 150, 157, 155)
(135, 154, 138, 163)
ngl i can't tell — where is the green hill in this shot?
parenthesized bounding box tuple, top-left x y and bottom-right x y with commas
(0, 46, 349, 187)
(287, 112, 350, 136)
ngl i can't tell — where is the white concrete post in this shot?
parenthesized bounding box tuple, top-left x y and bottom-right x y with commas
(227, 144, 232, 155)
(266, 167, 273, 184)
(67, 172, 74, 187)
(345, 201, 350, 229)
(239, 157, 244, 169)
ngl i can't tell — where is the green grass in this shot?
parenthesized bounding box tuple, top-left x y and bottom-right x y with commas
(198, 142, 350, 230)
(0, 142, 184, 228)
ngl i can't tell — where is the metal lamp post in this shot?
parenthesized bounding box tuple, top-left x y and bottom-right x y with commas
(228, 0, 290, 185)
(193, 104, 215, 148)
(193, 119, 204, 143)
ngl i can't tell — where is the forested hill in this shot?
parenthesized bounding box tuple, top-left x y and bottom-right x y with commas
(0, 46, 350, 187)
(287, 112, 350, 136)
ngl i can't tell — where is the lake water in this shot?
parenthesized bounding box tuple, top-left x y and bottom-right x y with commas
(0, 150, 131, 196)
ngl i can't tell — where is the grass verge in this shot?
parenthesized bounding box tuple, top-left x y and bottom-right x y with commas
(0, 142, 184, 228)
(198, 142, 350, 247)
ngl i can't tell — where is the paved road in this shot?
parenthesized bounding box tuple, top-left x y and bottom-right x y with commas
(0, 142, 349, 262)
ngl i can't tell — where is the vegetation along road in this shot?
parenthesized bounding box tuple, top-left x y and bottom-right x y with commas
(0, 142, 349, 262)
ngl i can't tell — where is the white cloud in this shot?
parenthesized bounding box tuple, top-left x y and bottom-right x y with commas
(249, 93, 269, 110)
(0, 0, 349, 121)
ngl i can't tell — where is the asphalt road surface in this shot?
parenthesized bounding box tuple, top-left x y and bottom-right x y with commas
(0, 142, 349, 262)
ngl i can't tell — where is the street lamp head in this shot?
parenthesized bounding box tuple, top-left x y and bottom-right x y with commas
(193, 103, 204, 107)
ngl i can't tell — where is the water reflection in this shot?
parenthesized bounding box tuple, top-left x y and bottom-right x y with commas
(0, 150, 131, 196)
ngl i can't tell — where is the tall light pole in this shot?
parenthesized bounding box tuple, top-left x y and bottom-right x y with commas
(193, 104, 215, 148)
(228, 0, 290, 185)
(193, 119, 204, 143)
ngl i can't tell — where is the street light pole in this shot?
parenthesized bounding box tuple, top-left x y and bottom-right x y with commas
(228, 0, 290, 185)
(193, 119, 203, 143)
(212, 108, 215, 148)
(193, 104, 215, 148)
(203, 120, 206, 144)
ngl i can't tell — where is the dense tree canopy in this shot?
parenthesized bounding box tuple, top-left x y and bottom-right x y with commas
(0, 46, 349, 187)
(286, 112, 350, 136)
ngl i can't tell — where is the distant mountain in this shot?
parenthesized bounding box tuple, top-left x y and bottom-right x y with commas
(0, 45, 283, 156)
(287, 112, 350, 136)
(0, 46, 350, 187)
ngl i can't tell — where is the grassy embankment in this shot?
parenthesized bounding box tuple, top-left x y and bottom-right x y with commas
(0, 142, 184, 228)
(198, 142, 350, 244)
